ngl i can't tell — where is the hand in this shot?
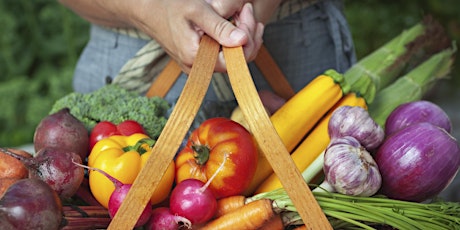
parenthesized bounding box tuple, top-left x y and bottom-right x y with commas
(130, 1, 264, 73)
(59, 0, 276, 73)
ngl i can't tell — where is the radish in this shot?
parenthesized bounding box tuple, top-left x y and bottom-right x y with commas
(169, 178, 217, 225)
(168, 153, 229, 225)
(73, 161, 152, 227)
(145, 207, 191, 230)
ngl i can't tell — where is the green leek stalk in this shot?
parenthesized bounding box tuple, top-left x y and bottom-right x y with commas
(344, 17, 450, 104)
(368, 44, 456, 127)
(248, 188, 460, 230)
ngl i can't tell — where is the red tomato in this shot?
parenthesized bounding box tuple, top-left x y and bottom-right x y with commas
(175, 117, 259, 199)
(89, 120, 146, 150)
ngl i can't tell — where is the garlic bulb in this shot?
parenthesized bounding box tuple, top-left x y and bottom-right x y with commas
(328, 106, 384, 150)
(321, 136, 382, 196)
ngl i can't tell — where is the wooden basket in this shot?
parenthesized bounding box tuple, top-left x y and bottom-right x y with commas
(108, 35, 332, 229)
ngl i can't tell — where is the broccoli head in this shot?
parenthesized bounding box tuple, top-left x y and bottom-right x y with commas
(50, 84, 170, 139)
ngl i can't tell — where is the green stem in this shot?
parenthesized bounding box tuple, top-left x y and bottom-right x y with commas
(301, 150, 324, 184)
(251, 188, 460, 229)
(323, 210, 377, 230)
(191, 144, 210, 165)
(122, 138, 156, 154)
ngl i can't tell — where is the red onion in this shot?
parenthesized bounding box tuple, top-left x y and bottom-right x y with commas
(316, 136, 382, 196)
(375, 122, 460, 202)
(329, 106, 384, 150)
(385, 100, 452, 136)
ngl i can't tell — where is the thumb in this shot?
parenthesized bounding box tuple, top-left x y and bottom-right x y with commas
(194, 12, 248, 47)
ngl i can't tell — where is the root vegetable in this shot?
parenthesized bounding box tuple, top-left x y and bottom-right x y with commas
(145, 207, 191, 230)
(200, 199, 274, 230)
(169, 152, 230, 225)
(0, 148, 31, 179)
(0, 147, 84, 199)
(73, 162, 152, 227)
(214, 195, 246, 218)
(0, 148, 31, 196)
(259, 214, 284, 230)
(34, 108, 89, 160)
(169, 179, 217, 225)
(0, 178, 19, 198)
(0, 178, 63, 230)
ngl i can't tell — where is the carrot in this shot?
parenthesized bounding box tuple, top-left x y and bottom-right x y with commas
(257, 214, 284, 230)
(214, 195, 246, 218)
(200, 198, 274, 230)
(0, 178, 19, 198)
(0, 148, 31, 179)
(293, 224, 307, 230)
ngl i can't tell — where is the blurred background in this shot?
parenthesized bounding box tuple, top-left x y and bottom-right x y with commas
(0, 0, 459, 197)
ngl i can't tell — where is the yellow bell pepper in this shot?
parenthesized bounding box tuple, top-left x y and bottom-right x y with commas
(87, 133, 175, 208)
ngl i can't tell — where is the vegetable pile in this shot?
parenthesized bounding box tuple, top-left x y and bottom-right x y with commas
(1, 16, 459, 230)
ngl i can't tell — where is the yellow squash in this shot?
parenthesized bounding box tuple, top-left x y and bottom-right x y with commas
(243, 70, 350, 195)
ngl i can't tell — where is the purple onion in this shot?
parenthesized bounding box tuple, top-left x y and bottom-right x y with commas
(375, 122, 460, 202)
(385, 100, 452, 136)
(328, 106, 385, 150)
(320, 136, 382, 196)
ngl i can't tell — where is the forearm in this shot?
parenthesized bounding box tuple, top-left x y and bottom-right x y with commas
(58, 0, 134, 28)
(252, 0, 283, 24)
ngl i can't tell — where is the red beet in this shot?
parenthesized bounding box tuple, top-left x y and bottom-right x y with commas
(34, 108, 89, 160)
(0, 179, 63, 230)
(0, 147, 85, 199)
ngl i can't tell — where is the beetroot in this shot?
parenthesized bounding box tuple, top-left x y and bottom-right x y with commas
(0, 179, 63, 230)
(34, 108, 89, 160)
(0, 147, 85, 199)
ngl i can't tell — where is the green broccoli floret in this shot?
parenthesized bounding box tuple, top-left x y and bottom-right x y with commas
(50, 84, 170, 139)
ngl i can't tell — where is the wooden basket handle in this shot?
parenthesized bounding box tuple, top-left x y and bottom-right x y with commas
(223, 45, 331, 229)
(145, 44, 295, 100)
(108, 36, 331, 229)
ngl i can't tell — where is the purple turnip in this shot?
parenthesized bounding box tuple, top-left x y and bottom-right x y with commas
(0, 178, 63, 230)
(0, 147, 84, 199)
(34, 108, 89, 160)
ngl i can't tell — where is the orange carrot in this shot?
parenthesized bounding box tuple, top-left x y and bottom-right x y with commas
(257, 214, 284, 230)
(199, 199, 274, 230)
(293, 224, 307, 230)
(214, 195, 246, 218)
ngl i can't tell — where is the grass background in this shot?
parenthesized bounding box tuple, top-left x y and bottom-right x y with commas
(1, 0, 459, 147)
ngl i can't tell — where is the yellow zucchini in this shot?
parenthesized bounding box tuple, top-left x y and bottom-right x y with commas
(242, 70, 349, 195)
(270, 73, 344, 152)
